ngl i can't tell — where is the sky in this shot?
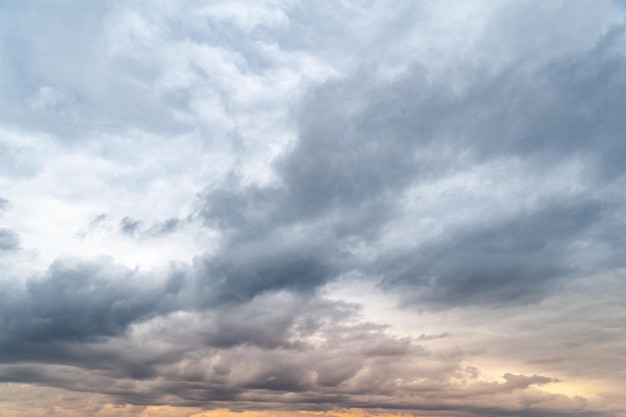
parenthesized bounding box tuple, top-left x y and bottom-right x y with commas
(0, 1, 625, 416)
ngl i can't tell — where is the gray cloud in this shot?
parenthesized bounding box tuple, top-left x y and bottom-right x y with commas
(0, 287, 584, 416)
(197, 21, 626, 308)
(0, 257, 181, 352)
(377, 198, 610, 306)
(89, 213, 107, 226)
(146, 217, 180, 236)
(0, 1, 625, 416)
(194, 236, 339, 306)
(0, 249, 597, 416)
(0, 227, 19, 251)
(120, 216, 142, 236)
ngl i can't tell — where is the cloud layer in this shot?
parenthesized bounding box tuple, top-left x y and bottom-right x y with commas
(1, 1, 625, 417)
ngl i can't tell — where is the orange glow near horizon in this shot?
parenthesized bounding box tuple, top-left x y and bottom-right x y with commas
(189, 409, 437, 417)
(0, 385, 450, 417)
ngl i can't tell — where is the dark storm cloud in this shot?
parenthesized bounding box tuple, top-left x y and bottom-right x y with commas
(195, 72, 445, 300)
(0, 253, 342, 364)
(447, 28, 626, 175)
(0, 285, 582, 416)
(0, 291, 410, 400)
(197, 24, 626, 308)
(194, 237, 339, 305)
(0, 227, 19, 251)
(0, 257, 181, 353)
(377, 198, 610, 306)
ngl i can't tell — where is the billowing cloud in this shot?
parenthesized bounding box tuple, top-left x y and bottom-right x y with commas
(0, 1, 625, 417)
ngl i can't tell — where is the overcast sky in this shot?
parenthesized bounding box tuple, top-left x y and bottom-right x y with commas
(1, 1, 626, 417)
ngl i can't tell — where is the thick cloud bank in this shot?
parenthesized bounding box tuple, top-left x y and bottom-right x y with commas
(0, 1, 625, 417)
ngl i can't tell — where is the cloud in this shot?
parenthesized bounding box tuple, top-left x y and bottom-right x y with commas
(0, 251, 601, 415)
(0, 228, 19, 251)
(0, 257, 183, 354)
(194, 19, 626, 308)
(0, 289, 586, 416)
(194, 235, 340, 305)
(0, 1, 625, 417)
(147, 217, 181, 236)
(377, 198, 609, 306)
